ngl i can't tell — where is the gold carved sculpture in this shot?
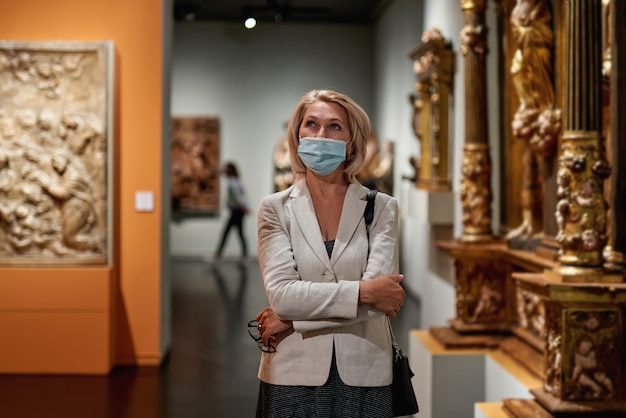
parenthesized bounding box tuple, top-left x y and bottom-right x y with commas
(0, 41, 112, 265)
(408, 27, 453, 191)
(506, 0, 561, 242)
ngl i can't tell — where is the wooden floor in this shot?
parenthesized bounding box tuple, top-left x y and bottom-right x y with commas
(0, 258, 421, 418)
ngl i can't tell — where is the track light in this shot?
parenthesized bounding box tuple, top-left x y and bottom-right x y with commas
(244, 17, 256, 29)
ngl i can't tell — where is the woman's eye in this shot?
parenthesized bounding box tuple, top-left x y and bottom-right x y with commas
(329, 123, 342, 130)
(305, 120, 316, 127)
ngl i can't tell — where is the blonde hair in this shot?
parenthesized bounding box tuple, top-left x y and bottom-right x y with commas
(286, 89, 371, 181)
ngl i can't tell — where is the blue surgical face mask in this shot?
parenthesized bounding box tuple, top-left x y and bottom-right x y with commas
(297, 137, 346, 176)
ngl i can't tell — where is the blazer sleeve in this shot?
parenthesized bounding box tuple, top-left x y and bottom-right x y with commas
(257, 195, 360, 322)
(292, 195, 399, 333)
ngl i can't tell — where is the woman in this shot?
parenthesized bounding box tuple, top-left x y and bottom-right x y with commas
(254, 89, 405, 417)
(214, 161, 249, 261)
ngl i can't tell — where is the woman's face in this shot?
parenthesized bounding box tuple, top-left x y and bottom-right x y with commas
(299, 100, 351, 142)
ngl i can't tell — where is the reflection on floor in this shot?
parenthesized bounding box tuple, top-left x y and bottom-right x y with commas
(0, 258, 421, 418)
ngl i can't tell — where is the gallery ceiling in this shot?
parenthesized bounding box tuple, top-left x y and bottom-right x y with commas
(173, 0, 392, 24)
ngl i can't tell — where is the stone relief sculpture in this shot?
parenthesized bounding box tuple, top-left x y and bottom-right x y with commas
(506, 0, 561, 242)
(0, 41, 112, 265)
(170, 117, 219, 214)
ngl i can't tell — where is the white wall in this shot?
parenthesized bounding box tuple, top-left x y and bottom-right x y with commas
(382, 0, 501, 327)
(170, 22, 374, 258)
(373, 0, 424, 189)
(169, 0, 504, 330)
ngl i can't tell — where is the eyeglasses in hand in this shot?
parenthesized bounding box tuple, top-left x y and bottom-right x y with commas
(247, 320, 276, 353)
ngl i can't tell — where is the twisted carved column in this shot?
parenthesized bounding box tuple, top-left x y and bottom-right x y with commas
(459, 0, 494, 243)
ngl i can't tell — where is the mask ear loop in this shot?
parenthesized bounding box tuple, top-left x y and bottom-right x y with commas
(346, 138, 355, 160)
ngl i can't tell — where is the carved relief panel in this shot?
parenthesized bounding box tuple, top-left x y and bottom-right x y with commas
(540, 302, 625, 406)
(0, 41, 113, 265)
(170, 117, 220, 214)
(451, 255, 514, 330)
(562, 308, 621, 401)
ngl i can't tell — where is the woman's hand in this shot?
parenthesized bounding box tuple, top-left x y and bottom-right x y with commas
(358, 274, 406, 317)
(256, 307, 293, 347)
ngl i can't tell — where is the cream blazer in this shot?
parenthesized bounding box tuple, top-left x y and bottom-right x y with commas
(256, 178, 399, 387)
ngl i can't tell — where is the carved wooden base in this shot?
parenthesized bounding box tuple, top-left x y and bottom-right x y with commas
(499, 336, 544, 379)
(504, 392, 626, 417)
(449, 317, 513, 334)
(544, 266, 624, 284)
(531, 387, 626, 416)
(507, 236, 543, 252)
(429, 326, 506, 349)
(502, 398, 553, 418)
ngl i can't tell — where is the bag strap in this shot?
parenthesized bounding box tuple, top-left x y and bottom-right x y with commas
(364, 189, 378, 233)
(363, 190, 401, 350)
(387, 317, 400, 349)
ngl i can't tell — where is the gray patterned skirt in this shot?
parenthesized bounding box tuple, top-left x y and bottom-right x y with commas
(256, 349, 392, 418)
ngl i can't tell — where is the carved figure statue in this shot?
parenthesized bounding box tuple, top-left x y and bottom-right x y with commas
(507, 0, 560, 242)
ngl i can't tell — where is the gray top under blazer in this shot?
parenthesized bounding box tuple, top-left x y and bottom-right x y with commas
(256, 178, 400, 387)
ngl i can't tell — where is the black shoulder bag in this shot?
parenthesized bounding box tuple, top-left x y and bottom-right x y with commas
(365, 189, 419, 416)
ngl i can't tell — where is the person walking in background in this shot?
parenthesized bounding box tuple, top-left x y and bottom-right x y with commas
(252, 89, 405, 417)
(213, 161, 249, 262)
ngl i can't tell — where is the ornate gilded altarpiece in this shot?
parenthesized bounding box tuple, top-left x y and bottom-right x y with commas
(408, 28, 454, 192)
(0, 41, 113, 265)
(433, 0, 626, 416)
(170, 116, 220, 215)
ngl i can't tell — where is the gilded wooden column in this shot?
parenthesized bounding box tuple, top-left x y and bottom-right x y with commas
(459, 0, 494, 243)
(604, 0, 626, 272)
(408, 28, 454, 191)
(548, 0, 620, 282)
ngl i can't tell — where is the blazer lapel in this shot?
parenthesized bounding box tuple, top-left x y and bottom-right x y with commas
(290, 181, 334, 269)
(330, 183, 368, 264)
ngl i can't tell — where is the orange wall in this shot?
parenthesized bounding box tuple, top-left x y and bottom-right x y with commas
(0, 0, 165, 373)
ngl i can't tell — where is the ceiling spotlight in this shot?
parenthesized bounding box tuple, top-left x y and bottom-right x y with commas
(244, 17, 257, 29)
